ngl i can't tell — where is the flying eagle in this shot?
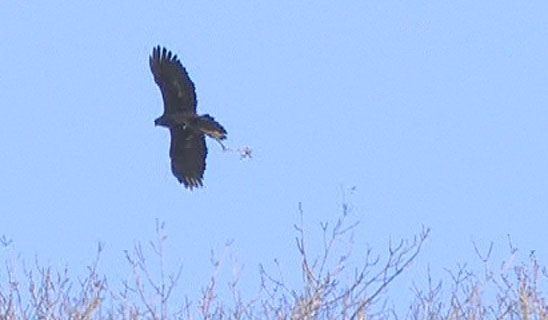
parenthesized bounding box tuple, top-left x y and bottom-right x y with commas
(150, 46, 227, 189)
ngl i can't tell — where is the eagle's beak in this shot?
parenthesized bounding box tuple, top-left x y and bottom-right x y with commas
(154, 117, 164, 127)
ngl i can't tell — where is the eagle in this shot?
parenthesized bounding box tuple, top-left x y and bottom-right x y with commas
(150, 46, 227, 189)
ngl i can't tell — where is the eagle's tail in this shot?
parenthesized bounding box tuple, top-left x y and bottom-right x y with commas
(197, 114, 227, 140)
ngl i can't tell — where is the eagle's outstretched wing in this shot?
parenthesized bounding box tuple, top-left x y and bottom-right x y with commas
(149, 46, 197, 114)
(169, 127, 207, 189)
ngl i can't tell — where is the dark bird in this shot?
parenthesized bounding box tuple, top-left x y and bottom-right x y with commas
(150, 46, 227, 189)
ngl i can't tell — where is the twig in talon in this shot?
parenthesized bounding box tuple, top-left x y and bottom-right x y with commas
(215, 140, 253, 160)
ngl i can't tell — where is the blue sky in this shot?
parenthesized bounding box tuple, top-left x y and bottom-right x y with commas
(1, 0, 547, 310)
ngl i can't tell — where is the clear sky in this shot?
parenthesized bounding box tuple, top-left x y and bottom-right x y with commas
(1, 0, 547, 311)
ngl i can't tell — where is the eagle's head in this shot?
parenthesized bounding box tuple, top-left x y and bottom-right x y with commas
(154, 115, 169, 127)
